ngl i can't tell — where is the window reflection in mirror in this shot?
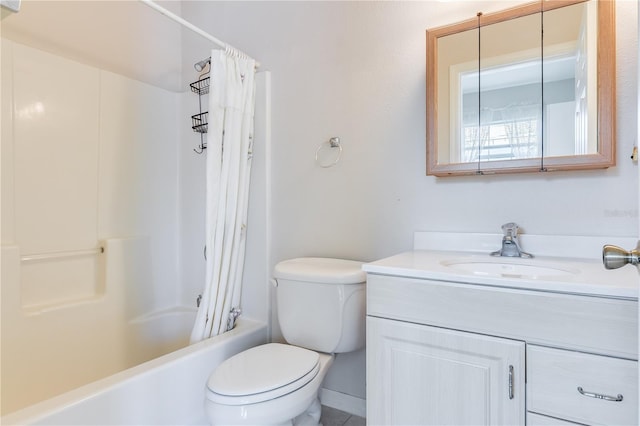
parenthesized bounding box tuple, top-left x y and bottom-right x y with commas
(476, 12, 541, 164)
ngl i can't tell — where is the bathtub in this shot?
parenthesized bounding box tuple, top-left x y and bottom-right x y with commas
(124, 306, 202, 368)
(1, 318, 268, 425)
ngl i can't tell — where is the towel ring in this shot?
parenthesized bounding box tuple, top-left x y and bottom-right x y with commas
(315, 137, 342, 168)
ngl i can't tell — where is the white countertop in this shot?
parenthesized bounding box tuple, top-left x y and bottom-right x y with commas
(363, 250, 639, 300)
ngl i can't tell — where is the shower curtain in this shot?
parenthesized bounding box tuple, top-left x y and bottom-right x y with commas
(190, 48, 256, 343)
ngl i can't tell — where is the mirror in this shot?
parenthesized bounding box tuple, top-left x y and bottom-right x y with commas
(426, 0, 615, 176)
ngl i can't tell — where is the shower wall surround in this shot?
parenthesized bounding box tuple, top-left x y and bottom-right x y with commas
(1, 38, 180, 413)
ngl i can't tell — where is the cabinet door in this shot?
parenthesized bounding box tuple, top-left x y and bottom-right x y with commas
(367, 316, 525, 426)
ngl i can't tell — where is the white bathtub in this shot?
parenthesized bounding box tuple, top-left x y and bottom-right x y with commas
(124, 307, 202, 368)
(1, 318, 268, 425)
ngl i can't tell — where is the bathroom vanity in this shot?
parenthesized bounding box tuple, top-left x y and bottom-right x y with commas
(364, 233, 638, 425)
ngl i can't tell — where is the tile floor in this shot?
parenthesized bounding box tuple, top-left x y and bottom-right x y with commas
(320, 405, 366, 426)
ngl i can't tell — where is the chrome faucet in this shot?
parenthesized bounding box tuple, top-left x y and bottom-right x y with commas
(491, 223, 533, 258)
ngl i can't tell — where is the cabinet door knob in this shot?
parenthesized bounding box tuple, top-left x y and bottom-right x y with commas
(577, 386, 624, 402)
(602, 243, 640, 270)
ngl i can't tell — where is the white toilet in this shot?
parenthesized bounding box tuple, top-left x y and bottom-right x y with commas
(204, 257, 366, 426)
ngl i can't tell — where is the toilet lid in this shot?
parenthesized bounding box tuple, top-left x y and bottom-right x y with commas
(274, 257, 366, 284)
(206, 343, 320, 405)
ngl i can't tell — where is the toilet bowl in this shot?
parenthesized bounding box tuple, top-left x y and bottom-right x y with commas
(205, 343, 334, 426)
(204, 258, 366, 426)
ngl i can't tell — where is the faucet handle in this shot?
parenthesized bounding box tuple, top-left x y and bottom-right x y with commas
(501, 222, 519, 237)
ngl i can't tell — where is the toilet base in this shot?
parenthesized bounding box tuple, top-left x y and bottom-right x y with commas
(257, 397, 322, 426)
(206, 393, 322, 426)
(292, 397, 322, 426)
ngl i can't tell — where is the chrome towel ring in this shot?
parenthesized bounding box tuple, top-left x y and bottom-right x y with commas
(315, 137, 342, 168)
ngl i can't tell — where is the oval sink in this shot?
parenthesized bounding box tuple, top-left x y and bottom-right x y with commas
(441, 260, 578, 279)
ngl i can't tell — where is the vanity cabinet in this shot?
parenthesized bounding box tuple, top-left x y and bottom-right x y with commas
(367, 316, 525, 425)
(366, 273, 638, 426)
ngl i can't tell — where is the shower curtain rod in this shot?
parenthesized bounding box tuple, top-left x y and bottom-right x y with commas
(138, 0, 260, 68)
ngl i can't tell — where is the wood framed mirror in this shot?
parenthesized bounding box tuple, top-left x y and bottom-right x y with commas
(426, 0, 615, 176)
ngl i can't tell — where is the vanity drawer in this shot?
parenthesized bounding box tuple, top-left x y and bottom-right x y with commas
(527, 345, 638, 425)
(527, 412, 582, 425)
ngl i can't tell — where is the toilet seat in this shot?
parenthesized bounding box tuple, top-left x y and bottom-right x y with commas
(206, 343, 320, 406)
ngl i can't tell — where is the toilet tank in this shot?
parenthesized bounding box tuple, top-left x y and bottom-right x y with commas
(274, 258, 366, 353)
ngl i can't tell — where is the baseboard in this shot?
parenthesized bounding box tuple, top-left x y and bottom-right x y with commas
(319, 388, 366, 418)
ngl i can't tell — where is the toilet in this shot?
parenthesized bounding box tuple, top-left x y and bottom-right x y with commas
(204, 257, 366, 426)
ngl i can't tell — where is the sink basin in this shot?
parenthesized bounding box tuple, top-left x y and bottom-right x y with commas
(441, 259, 578, 279)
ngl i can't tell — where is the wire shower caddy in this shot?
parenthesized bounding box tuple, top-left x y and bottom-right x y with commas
(190, 73, 210, 153)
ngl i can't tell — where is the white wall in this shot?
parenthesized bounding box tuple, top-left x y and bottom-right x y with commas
(182, 0, 639, 402)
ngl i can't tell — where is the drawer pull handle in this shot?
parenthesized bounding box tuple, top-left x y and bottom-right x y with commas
(508, 365, 514, 400)
(577, 387, 623, 402)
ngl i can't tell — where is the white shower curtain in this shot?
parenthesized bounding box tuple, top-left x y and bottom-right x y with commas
(190, 48, 256, 343)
